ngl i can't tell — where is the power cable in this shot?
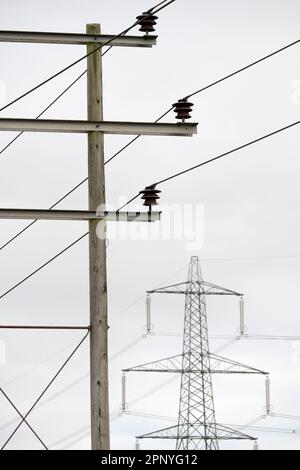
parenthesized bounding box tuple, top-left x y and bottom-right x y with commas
(48, 340, 239, 449)
(269, 413, 300, 421)
(1, 37, 299, 252)
(154, 121, 300, 186)
(118, 120, 300, 213)
(152, 332, 300, 341)
(184, 38, 300, 100)
(124, 411, 300, 435)
(0, 232, 88, 301)
(111, 261, 189, 320)
(2, 117, 296, 303)
(0, 1, 176, 113)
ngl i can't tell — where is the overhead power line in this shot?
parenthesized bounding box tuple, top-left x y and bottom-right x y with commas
(200, 254, 300, 261)
(0, 334, 235, 440)
(111, 261, 189, 320)
(0, 0, 175, 113)
(117, 118, 300, 210)
(0, 37, 299, 253)
(0, 232, 88, 300)
(184, 38, 300, 100)
(269, 413, 300, 421)
(0, 43, 113, 158)
(52, 411, 300, 450)
(154, 121, 300, 185)
(123, 411, 300, 444)
(1, 118, 299, 302)
(153, 331, 300, 341)
(106, 37, 300, 166)
(124, 410, 300, 435)
(0, 70, 87, 156)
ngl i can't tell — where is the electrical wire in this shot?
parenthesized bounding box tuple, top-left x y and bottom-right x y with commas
(0, 70, 87, 157)
(155, 121, 300, 186)
(184, 38, 300, 100)
(152, 331, 300, 341)
(5, 8, 299, 447)
(269, 413, 300, 421)
(123, 411, 300, 436)
(0, 333, 235, 445)
(47, 341, 246, 449)
(0, 20, 298, 350)
(148, 0, 172, 11)
(1, 337, 86, 388)
(0, 110, 297, 303)
(0, 332, 145, 435)
(119, 119, 300, 211)
(15, 339, 235, 449)
(55, 415, 300, 450)
(200, 254, 300, 261)
(0, 261, 190, 437)
(51, 413, 300, 450)
(0, 232, 88, 301)
(111, 261, 189, 320)
(0, 42, 112, 158)
(1, 36, 299, 253)
(0, 9, 173, 254)
(0, 0, 176, 113)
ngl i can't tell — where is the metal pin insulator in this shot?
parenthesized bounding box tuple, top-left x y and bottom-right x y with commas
(136, 11, 158, 34)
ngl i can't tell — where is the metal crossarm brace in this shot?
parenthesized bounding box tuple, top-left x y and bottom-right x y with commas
(0, 119, 198, 136)
(0, 209, 161, 222)
(0, 30, 157, 47)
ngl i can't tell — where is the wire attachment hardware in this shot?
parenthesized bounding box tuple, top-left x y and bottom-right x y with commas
(172, 98, 194, 122)
(136, 11, 158, 35)
(139, 184, 161, 211)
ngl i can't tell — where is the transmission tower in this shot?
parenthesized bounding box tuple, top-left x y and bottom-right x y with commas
(122, 256, 270, 450)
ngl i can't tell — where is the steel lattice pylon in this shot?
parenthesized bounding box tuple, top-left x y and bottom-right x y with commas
(122, 256, 269, 450)
(177, 257, 218, 449)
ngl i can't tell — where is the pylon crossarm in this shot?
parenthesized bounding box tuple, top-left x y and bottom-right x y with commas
(147, 280, 242, 296)
(201, 281, 242, 296)
(209, 353, 268, 374)
(147, 282, 190, 294)
(123, 351, 268, 375)
(136, 423, 256, 441)
(122, 354, 184, 373)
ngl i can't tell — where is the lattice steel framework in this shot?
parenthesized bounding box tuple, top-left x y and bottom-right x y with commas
(178, 258, 217, 449)
(123, 256, 268, 450)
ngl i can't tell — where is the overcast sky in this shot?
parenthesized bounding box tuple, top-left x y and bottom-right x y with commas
(0, 0, 299, 450)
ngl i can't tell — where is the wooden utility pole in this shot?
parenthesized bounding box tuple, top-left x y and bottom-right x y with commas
(86, 23, 109, 450)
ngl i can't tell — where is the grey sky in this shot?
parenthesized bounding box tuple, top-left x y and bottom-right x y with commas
(0, 0, 299, 450)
